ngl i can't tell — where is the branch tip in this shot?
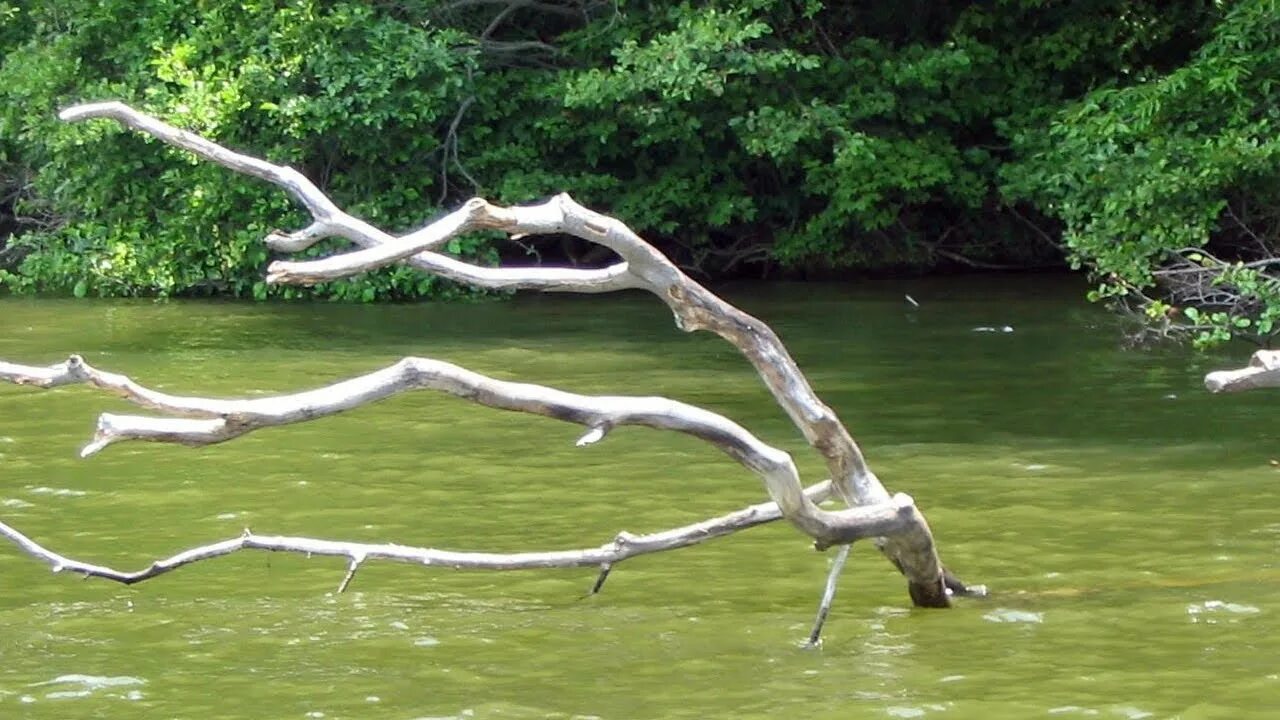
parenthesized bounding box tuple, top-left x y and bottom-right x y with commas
(588, 562, 613, 595)
(575, 425, 608, 446)
(337, 555, 364, 593)
(80, 437, 109, 458)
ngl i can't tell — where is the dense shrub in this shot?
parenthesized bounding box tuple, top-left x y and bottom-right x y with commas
(2, 0, 1248, 333)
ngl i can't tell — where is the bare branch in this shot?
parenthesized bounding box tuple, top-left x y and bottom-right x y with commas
(0, 358, 82, 387)
(48, 101, 968, 607)
(1205, 350, 1280, 392)
(0, 480, 835, 586)
(0, 354, 926, 548)
(263, 193, 882, 496)
(806, 544, 850, 647)
(2, 355, 788, 464)
(59, 103, 642, 295)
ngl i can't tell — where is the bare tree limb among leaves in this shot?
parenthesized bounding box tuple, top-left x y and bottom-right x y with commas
(0, 102, 983, 642)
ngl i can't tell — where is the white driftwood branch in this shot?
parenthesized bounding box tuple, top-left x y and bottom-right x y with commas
(0, 358, 85, 387)
(27, 101, 977, 608)
(0, 354, 795, 462)
(1205, 350, 1280, 393)
(0, 355, 923, 547)
(58, 102, 642, 295)
(0, 480, 835, 588)
(56, 104, 878, 496)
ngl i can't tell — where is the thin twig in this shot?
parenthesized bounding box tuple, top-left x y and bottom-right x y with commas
(806, 544, 850, 647)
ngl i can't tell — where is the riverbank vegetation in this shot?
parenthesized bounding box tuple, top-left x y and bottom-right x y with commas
(1, 1, 1276, 345)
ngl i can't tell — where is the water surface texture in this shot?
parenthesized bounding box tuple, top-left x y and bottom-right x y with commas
(1, 277, 1277, 719)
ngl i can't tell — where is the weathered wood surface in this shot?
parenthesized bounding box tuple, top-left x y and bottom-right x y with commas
(0, 102, 983, 624)
(1205, 350, 1280, 393)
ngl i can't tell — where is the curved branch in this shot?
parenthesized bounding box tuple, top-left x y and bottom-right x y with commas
(55, 102, 961, 604)
(268, 192, 940, 594)
(0, 358, 83, 387)
(267, 194, 875, 485)
(0, 355, 922, 547)
(0, 480, 836, 587)
(60, 103, 642, 295)
(2, 355, 788, 463)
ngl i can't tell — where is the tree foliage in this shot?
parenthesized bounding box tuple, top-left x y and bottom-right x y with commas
(1002, 0, 1280, 347)
(0, 0, 1262, 327)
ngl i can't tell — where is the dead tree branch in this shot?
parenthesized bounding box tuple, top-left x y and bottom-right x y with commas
(0, 102, 981, 628)
(1205, 350, 1280, 392)
(56, 103, 640, 295)
(0, 354, 926, 547)
(0, 481, 834, 589)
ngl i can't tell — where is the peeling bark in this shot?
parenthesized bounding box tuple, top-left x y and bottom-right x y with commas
(0, 102, 982, 635)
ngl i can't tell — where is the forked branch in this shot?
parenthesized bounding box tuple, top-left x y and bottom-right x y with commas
(0, 355, 924, 546)
(58, 103, 641, 295)
(0, 102, 979, 619)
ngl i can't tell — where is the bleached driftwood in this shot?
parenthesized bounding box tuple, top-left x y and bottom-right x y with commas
(1205, 350, 1280, 393)
(0, 102, 981, 639)
(0, 353, 923, 545)
(0, 481, 835, 591)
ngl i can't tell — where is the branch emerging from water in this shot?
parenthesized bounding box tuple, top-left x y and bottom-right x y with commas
(1205, 350, 1280, 393)
(31, 102, 981, 616)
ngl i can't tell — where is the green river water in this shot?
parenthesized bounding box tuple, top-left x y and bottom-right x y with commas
(1, 276, 1277, 719)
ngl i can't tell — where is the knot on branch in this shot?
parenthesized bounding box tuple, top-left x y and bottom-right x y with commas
(65, 355, 92, 382)
(891, 492, 916, 514)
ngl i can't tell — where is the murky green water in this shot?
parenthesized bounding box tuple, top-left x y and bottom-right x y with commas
(1, 276, 1278, 719)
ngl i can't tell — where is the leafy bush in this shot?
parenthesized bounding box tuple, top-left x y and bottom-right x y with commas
(0, 0, 1232, 304)
(1003, 0, 1280, 347)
